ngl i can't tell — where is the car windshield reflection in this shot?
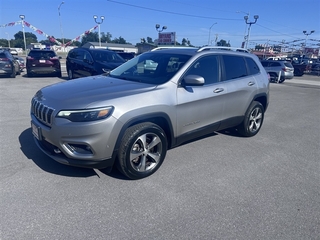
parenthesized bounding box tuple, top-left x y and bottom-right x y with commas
(109, 53, 191, 84)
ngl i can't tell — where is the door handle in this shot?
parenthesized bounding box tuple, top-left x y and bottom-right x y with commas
(213, 88, 224, 93)
(248, 81, 255, 86)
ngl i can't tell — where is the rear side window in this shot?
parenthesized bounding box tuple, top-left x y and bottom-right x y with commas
(91, 51, 124, 63)
(269, 62, 281, 67)
(284, 62, 293, 68)
(223, 55, 247, 80)
(246, 57, 260, 75)
(74, 50, 85, 60)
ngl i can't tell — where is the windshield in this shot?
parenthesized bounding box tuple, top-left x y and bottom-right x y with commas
(109, 52, 191, 84)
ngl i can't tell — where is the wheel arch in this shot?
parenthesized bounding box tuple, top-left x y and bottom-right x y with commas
(112, 112, 175, 159)
(253, 93, 268, 112)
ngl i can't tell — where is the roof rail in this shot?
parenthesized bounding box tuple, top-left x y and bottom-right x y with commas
(151, 46, 197, 51)
(197, 46, 250, 53)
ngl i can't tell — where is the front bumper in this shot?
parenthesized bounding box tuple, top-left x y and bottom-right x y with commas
(31, 113, 121, 169)
(33, 137, 114, 169)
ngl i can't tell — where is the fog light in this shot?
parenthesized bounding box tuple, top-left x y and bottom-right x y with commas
(65, 143, 93, 155)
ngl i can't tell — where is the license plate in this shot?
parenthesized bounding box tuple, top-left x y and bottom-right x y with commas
(31, 122, 41, 140)
(39, 60, 46, 63)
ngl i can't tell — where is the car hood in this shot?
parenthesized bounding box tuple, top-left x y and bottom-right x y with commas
(34, 75, 157, 108)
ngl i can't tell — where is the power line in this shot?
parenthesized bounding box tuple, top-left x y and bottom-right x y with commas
(107, 0, 241, 21)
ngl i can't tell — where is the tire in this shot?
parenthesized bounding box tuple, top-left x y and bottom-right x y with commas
(117, 122, 168, 179)
(10, 67, 16, 78)
(268, 72, 277, 82)
(68, 69, 73, 80)
(238, 101, 264, 137)
(57, 71, 62, 78)
(278, 77, 285, 83)
(27, 70, 33, 78)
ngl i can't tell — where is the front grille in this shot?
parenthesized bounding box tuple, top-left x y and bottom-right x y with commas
(31, 98, 55, 127)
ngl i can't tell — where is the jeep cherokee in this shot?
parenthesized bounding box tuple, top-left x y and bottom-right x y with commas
(30, 46, 269, 179)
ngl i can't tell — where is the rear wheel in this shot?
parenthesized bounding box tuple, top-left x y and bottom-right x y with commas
(238, 101, 264, 137)
(278, 77, 285, 83)
(117, 122, 167, 179)
(27, 70, 33, 78)
(57, 71, 62, 78)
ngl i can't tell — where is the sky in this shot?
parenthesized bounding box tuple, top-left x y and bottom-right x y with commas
(1, 0, 319, 49)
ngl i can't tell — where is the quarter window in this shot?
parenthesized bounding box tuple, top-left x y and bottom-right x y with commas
(246, 57, 260, 75)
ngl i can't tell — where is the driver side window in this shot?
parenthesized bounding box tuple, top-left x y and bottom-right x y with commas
(185, 55, 219, 85)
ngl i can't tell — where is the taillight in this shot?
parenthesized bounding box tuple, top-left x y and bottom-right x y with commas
(282, 68, 288, 72)
(50, 56, 58, 60)
(27, 56, 34, 60)
(0, 58, 9, 61)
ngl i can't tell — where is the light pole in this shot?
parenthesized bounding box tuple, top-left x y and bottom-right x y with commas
(5, 32, 10, 48)
(208, 22, 217, 45)
(58, 1, 65, 51)
(303, 30, 315, 53)
(93, 15, 105, 47)
(237, 11, 249, 48)
(155, 24, 167, 33)
(19, 15, 27, 53)
(244, 15, 259, 49)
(155, 24, 168, 46)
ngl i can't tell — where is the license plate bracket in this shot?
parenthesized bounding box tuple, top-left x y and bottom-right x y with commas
(31, 121, 42, 140)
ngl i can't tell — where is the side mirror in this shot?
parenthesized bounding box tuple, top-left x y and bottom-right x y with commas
(182, 75, 205, 86)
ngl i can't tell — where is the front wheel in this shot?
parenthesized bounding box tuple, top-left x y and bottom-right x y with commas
(237, 101, 264, 137)
(68, 69, 73, 80)
(117, 122, 168, 179)
(10, 67, 16, 78)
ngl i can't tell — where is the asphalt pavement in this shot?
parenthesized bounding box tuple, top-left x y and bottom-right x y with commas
(0, 70, 319, 240)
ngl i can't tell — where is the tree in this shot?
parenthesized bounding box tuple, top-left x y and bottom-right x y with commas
(14, 31, 37, 41)
(0, 39, 9, 47)
(81, 32, 99, 45)
(101, 32, 112, 43)
(146, 37, 153, 43)
(12, 31, 38, 49)
(112, 36, 129, 44)
(216, 39, 231, 47)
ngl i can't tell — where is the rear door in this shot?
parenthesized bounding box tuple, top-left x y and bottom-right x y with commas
(219, 55, 258, 126)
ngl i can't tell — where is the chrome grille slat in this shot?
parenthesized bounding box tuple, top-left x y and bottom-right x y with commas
(31, 99, 55, 127)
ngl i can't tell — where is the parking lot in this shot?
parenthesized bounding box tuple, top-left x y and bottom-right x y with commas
(0, 72, 319, 239)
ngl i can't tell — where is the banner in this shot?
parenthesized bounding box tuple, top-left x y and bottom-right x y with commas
(65, 25, 98, 46)
(1, 20, 98, 46)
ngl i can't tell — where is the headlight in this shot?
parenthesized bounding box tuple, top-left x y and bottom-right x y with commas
(57, 107, 114, 122)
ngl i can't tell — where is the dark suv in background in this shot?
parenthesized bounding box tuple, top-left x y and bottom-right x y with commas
(26, 49, 62, 77)
(66, 48, 125, 79)
(0, 49, 20, 78)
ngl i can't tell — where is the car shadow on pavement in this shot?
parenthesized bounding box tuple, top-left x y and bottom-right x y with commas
(21, 73, 69, 81)
(19, 128, 97, 177)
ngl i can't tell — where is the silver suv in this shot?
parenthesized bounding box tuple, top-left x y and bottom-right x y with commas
(260, 60, 294, 83)
(30, 47, 269, 179)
